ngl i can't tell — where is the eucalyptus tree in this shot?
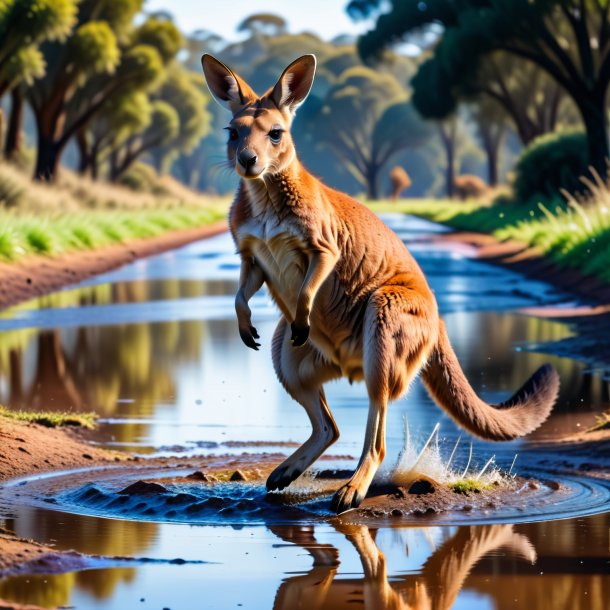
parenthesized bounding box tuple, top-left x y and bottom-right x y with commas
(312, 66, 431, 198)
(27, 1, 181, 181)
(348, 0, 610, 176)
(0, 0, 77, 158)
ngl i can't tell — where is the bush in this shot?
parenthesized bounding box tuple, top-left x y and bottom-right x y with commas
(514, 131, 589, 202)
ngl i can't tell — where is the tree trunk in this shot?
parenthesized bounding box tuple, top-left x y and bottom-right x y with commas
(90, 144, 99, 180)
(578, 93, 609, 179)
(76, 128, 90, 175)
(365, 165, 379, 200)
(4, 87, 24, 160)
(445, 145, 455, 198)
(34, 133, 62, 181)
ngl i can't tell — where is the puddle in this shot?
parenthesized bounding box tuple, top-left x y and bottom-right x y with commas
(0, 214, 608, 609)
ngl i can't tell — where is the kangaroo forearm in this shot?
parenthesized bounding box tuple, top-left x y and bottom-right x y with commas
(235, 257, 264, 321)
(294, 250, 338, 324)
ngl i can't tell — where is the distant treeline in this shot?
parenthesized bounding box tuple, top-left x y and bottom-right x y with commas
(1, 2, 601, 200)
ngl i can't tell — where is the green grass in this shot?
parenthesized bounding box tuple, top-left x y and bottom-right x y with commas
(589, 411, 610, 432)
(450, 478, 492, 494)
(367, 198, 555, 233)
(0, 205, 227, 263)
(370, 177, 610, 285)
(0, 405, 98, 429)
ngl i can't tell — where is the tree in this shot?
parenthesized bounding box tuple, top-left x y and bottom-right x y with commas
(471, 98, 508, 186)
(80, 91, 152, 179)
(26, 2, 180, 181)
(109, 100, 179, 180)
(73, 15, 183, 177)
(348, 0, 610, 177)
(237, 13, 288, 37)
(311, 66, 431, 199)
(148, 70, 211, 174)
(0, 0, 77, 155)
(103, 66, 210, 181)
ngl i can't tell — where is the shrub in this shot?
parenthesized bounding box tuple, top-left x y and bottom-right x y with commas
(514, 131, 589, 202)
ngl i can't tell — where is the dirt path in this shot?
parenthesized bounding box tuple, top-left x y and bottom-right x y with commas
(0, 220, 228, 311)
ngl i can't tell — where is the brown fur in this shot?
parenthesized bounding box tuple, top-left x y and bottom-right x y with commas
(453, 174, 488, 200)
(389, 166, 411, 201)
(201, 54, 559, 513)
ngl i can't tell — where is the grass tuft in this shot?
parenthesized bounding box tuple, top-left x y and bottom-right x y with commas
(450, 478, 492, 494)
(589, 411, 610, 432)
(0, 405, 98, 429)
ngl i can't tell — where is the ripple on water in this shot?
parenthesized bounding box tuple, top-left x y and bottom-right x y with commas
(3, 465, 610, 527)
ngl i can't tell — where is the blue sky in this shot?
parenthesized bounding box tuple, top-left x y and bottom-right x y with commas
(145, 0, 376, 41)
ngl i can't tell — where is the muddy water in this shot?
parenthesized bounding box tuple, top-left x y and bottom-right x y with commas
(0, 214, 609, 609)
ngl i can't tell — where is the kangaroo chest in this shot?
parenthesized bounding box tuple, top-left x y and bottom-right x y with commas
(236, 213, 309, 309)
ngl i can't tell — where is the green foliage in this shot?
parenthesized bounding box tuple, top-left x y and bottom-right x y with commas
(0, 0, 77, 89)
(148, 100, 180, 146)
(514, 131, 589, 201)
(0, 405, 98, 428)
(135, 16, 183, 62)
(350, 0, 610, 173)
(69, 20, 120, 75)
(115, 44, 165, 89)
(118, 161, 159, 191)
(3, 46, 45, 87)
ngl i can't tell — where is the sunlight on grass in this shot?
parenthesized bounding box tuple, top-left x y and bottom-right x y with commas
(0, 405, 98, 429)
(372, 178, 610, 285)
(0, 206, 228, 263)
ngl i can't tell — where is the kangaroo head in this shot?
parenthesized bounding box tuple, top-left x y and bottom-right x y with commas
(202, 54, 316, 179)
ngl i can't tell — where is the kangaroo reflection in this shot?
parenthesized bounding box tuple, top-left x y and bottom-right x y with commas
(271, 524, 535, 610)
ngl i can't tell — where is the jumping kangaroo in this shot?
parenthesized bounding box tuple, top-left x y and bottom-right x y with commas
(201, 53, 560, 514)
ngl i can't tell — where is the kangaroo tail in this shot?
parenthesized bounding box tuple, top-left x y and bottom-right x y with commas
(421, 321, 560, 440)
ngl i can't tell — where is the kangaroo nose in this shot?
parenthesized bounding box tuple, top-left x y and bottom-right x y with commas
(238, 150, 257, 169)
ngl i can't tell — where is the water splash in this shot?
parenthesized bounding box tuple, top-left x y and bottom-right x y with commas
(390, 418, 505, 488)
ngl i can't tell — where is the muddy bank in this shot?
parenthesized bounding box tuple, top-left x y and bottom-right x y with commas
(0, 220, 227, 311)
(0, 417, 122, 483)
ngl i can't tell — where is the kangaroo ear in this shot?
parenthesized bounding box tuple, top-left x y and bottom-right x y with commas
(201, 54, 257, 113)
(271, 54, 316, 114)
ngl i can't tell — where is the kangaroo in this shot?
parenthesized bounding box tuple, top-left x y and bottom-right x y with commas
(201, 53, 560, 514)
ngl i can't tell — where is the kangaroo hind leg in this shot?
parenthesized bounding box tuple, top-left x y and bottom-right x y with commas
(267, 318, 342, 492)
(331, 285, 434, 513)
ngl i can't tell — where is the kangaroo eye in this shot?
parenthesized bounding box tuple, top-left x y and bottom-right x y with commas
(225, 128, 238, 142)
(268, 129, 283, 143)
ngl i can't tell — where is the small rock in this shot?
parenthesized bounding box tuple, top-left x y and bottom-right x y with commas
(186, 471, 209, 481)
(462, 504, 473, 512)
(230, 470, 247, 482)
(82, 453, 93, 460)
(408, 479, 435, 495)
(528, 481, 540, 490)
(118, 481, 167, 496)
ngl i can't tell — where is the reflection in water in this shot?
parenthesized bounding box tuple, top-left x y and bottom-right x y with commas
(271, 514, 610, 610)
(0, 311, 606, 451)
(1, 510, 608, 609)
(272, 523, 535, 610)
(0, 218, 609, 609)
(0, 506, 158, 608)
